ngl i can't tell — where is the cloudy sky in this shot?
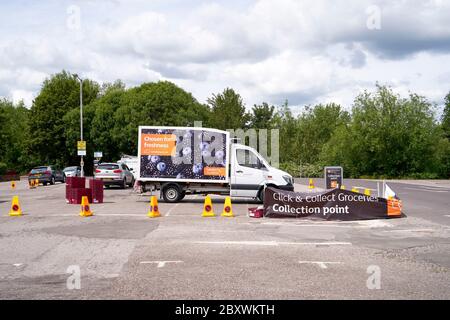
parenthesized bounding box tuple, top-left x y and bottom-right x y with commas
(0, 0, 449, 112)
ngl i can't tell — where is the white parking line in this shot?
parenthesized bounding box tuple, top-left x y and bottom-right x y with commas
(298, 261, 342, 269)
(352, 187, 376, 191)
(405, 187, 449, 193)
(140, 261, 183, 268)
(165, 202, 181, 217)
(381, 228, 435, 233)
(193, 241, 352, 246)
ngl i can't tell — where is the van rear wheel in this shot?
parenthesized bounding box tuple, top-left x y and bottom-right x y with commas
(162, 184, 182, 203)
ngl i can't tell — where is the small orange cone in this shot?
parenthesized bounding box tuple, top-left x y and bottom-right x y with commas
(79, 196, 93, 217)
(29, 180, 35, 189)
(202, 195, 215, 217)
(308, 179, 315, 189)
(35, 179, 39, 187)
(9, 196, 22, 217)
(11, 181, 16, 190)
(147, 196, 161, 218)
(221, 197, 234, 217)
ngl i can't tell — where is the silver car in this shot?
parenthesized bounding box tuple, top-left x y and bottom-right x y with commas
(94, 163, 134, 188)
(63, 166, 81, 177)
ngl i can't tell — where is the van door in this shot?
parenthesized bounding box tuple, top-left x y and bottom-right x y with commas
(231, 147, 265, 197)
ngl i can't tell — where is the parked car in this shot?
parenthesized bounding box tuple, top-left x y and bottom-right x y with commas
(28, 165, 65, 185)
(63, 166, 81, 177)
(94, 163, 134, 188)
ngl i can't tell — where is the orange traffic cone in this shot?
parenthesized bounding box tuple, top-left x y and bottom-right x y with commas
(147, 196, 161, 218)
(9, 196, 22, 217)
(79, 196, 93, 217)
(308, 179, 315, 189)
(29, 180, 35, 189)
(35, 179, 39, 187)
(202, 195, 215, 217)
(221, 197, 234, 217)
(11, 181, 16, 190)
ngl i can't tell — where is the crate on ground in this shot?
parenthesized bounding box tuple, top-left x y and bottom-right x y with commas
(89, 178, 104, 203)
(248, 207, 264, 218)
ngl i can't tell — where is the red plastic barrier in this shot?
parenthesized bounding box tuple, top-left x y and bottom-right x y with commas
(89, 179, 104, 203)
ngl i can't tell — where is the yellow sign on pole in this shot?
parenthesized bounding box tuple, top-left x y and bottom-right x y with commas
(77, 141, 86, 156)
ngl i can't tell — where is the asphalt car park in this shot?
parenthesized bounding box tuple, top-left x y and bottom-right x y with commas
(0, 178, 449, 299)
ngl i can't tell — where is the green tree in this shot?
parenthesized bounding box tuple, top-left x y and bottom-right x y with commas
(443, 92, 450, 139)
(249, 102, 276, 129)
(28, 71, 99, 167)
(0, 99, 30, 172)
(111, 81, 209, 156)
(207, 88, 250, 130)
(320, 85, 445, 178)
(296, 103, 350, 165)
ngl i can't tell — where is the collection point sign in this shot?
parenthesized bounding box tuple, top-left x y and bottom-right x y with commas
(264, 187, 402, 220)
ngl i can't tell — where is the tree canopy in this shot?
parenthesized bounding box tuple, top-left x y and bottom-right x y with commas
(0, 70, 448, 179)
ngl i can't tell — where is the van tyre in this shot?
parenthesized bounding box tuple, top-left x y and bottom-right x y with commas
(162, 184, 182, 203)
(257, 188, 265, 203)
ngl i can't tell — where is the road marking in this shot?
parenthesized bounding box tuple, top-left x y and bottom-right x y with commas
(13, 263, 23, 267)
(298, 261, 342, 269)
(261, 220, 392, 229)
(140, 261, 183, 268)
(193, 241, 352, 246)
(165, 202, 181, 217)
(382, 228, 435, 233)
(352, 187, 376, 191)
(404, 187, 450, 193)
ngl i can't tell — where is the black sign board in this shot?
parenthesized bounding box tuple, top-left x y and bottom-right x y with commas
(324, 166, 343, 189)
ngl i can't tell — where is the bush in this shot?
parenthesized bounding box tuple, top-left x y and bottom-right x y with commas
(280, 162, 323, 178)
(0, 162, 7, 175)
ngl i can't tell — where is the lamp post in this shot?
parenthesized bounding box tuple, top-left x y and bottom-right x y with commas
(74, 74, 84, 177)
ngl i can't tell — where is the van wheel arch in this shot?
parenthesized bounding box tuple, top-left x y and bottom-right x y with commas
(257, 184, 277, 203)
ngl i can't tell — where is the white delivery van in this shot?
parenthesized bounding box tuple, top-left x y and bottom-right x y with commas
(136, 126, 294, 203)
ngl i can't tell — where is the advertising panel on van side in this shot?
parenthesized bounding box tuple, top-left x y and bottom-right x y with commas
(138, 126, 230, 183)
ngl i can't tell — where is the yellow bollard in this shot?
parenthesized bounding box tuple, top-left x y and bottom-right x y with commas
(79, 196, 93, 217)
(364, 189, 371, 196)
(351, 187, 359, 193)
(202, 195, 215, 217)
(147, 196, 161, 218)
(221, 197, 234, 217)
(308, 179, 315, 189)
(9, 196, 23, 217)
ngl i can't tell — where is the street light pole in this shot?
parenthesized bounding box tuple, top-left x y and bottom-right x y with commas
(74, 74, 84, 177)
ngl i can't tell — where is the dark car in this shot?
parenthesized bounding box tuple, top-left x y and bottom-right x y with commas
(28, 165, 65, 186)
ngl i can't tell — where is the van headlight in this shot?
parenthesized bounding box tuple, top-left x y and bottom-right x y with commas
(283, 175, 293, 185)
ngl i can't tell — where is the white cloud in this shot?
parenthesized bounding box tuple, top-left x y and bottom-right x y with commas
(0, 0, 449, 109)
